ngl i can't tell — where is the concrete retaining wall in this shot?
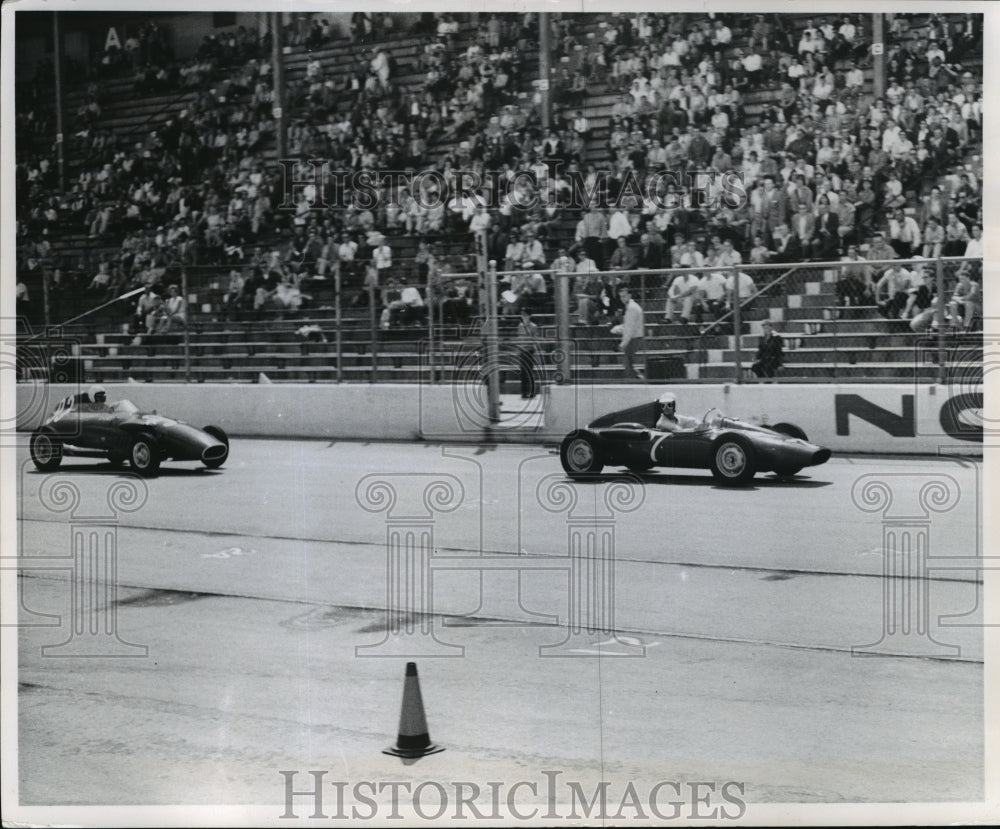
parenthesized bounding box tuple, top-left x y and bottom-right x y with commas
(16, 382, 983, 454)
(544, 384, 983, 455)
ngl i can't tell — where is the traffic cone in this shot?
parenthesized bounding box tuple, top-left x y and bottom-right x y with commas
(383, 662, 445, 759)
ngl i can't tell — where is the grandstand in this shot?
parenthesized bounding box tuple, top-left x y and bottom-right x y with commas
(14, 11, 984, 389)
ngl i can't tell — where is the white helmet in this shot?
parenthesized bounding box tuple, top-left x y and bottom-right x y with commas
(658, 392, 676, 406)
(89, 384, 107, 402)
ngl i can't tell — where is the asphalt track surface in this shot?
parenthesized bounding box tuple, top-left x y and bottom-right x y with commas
(15, 438, 983, 810)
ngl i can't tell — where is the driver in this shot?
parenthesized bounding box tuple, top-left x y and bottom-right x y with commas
(85, 384, 112, 411)
(655, 392, 699, 432)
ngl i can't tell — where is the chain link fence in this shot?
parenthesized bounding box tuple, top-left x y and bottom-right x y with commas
(19, 255, 982, 388)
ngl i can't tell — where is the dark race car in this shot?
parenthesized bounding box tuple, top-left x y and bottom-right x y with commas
(29, 390, 229, 477)
(559, 399, 831, 485)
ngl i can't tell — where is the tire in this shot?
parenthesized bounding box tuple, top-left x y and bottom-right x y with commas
(30, 431, 63, 471)
(771, 422, 808, 441)
(627, 462, 653, 473)
(202, 425, 229, 468)
(710, 435, 757, 485)
(559, 432, 604, 476)
(129, 435, 161, 477)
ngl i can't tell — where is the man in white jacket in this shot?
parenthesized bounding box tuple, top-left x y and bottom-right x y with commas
(617, 285, 645, 379)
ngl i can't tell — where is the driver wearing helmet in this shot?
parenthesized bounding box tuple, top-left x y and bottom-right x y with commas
(655, 392, 699, 432)
(85, 384, 111, 411)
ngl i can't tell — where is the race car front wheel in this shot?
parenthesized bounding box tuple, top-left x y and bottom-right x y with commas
(30, 431, 63, 471)
(130, 436, 161, 477)
(711, 436, 756, 486)
(560, 432, 604, 476)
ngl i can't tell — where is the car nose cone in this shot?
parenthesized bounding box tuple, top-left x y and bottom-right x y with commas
(202, 445, 228, 463)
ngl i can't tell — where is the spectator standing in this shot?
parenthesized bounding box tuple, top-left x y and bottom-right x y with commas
(750, 176, 787, 245)
(338, 234, 358, 279)
(751, 321, 783, 379)
(372, 237, 393, 281)
(576, 205, 609, 269)
(616, 285, 644, 380)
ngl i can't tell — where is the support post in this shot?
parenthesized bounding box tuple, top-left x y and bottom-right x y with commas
(732, 265, 743, 383)
(335, 267, 342, 383)
(555, 269, 571, 385)
(485, 261, 501, 423)
(872, 14, 886, 99)
(538, 13, 552, 131)
(271, 13, 287, 159)
(53, 12, 66, 194)
(936, 256, 947, 386)
(369, 277, 377, 384)
(181, 266, 191, 382)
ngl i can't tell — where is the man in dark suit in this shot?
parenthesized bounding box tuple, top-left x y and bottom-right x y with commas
(752, 321, 784, 378)
(771, 223, 802, 263)
(636, 233, 664, 269)
(810, 200, 840, 259)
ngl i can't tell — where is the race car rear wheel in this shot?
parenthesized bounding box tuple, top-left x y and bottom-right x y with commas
(30, 431, 63, 471)
(560, 432, 604, 476)
(202, 425, 229, 468)
(129, 436, 161, 477)
(711, 436, 756, 485)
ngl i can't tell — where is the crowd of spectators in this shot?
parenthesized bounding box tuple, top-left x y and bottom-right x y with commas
(472, 10, 984, 331)
(15, 10, 984, 340)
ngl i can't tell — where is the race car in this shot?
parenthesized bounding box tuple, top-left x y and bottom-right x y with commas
(559, 397, 831, 485)
(29, 386, 229, 477)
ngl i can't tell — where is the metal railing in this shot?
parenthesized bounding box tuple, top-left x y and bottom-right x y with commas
(17, 255, 983, 388)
